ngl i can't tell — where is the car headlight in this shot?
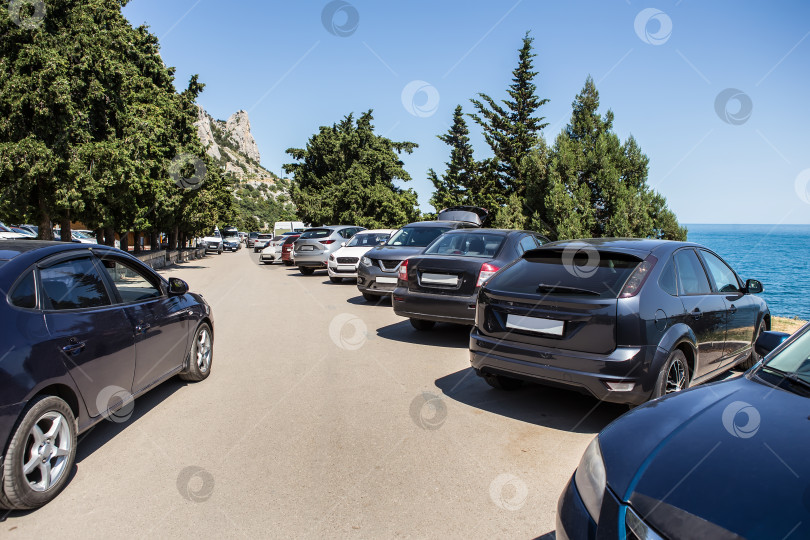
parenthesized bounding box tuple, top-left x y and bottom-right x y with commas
(360, 256, 372, 267)
(574, 437, 606, 522)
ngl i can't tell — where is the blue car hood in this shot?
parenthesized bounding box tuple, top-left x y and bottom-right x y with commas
(600, 375, 810, 538)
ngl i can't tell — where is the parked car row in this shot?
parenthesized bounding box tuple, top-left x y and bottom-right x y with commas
(255, 206, 793, 538)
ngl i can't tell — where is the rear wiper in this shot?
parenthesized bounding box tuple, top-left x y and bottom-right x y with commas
(759, 365, 810, 393)
(535, 283, 600, 296)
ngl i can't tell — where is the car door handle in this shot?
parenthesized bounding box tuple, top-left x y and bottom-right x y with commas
(135, 323, 151, 334)
(729, 304, 737, 314)
(691, 308, 702, 320)
(62, 341, 86, 355)
(179, 309, 193, 318)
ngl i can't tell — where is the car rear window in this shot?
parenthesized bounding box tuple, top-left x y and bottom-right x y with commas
(257, 234, 273, 239)
(40, 257, 112, 310)
(387, 226, 452, 247)
(486, 249, 643, 299)
(282, 236, 300, 245)
(299, 229, 331, 239)
(424, 232, 505, 257)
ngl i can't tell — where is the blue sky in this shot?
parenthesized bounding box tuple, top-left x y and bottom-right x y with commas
(122, 0, 810, 224)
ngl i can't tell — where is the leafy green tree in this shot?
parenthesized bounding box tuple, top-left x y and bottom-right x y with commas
(0, 0, 231, 245)
(285, 111, 420, 228)
(469, 32, 549, 200)
(536, 77, 686, 240)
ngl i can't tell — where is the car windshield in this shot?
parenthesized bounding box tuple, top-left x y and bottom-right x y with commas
(249, 232, 258, 238)
(424, 232, 505, 257)
(485, 249, 643, 299)
(764, 329, 810, 384)
(347, 232, 390, 247)
(387, 226, 452, 247)
(299, 229, 331, 239)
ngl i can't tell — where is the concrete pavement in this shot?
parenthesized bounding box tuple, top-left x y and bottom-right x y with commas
(4, 248, 627, 539)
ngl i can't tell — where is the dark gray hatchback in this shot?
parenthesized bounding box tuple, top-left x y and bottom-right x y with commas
(470, 238, 769, 405)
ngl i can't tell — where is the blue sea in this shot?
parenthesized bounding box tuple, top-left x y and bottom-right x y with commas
(685, 224, 810, 321)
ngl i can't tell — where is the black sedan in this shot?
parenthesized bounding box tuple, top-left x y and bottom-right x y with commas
(0, 241, 214, 510)
(557, 326, 808, 539)
(392, 229, 547, 330)
(470, 238, 769, 403)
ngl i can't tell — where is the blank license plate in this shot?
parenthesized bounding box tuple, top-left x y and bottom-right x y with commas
(337, 265, 355, 271)
(376, 276, 398, 284)
(300, 245, 314, 251)
(421, 273, 458, 286)
(506, 314, 564, 336)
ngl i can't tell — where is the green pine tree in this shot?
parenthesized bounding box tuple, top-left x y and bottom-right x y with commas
(469, 31, 549, 200)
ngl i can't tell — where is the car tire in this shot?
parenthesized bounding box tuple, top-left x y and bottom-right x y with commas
(0, 395, 77, 510)
(410, 318, 436, 331)
(179, 322, 213, 382)
(283, 260, 293, 266)
(483, 373, 523, 391)
(737, 319, 767, 370)
(299, 266, 315, 276)
(653, 349, 690, 399)
(329, 276, 342, 283)
(361, 292, 378, 302)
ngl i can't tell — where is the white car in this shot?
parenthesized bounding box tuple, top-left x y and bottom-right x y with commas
(327, 229, 395, 283)
(260, 234, 295, 264)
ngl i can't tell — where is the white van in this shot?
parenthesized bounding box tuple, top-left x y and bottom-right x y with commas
(273, 221, 306, 236)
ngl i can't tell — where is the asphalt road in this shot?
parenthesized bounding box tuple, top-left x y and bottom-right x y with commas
(5, 248, 629, 539)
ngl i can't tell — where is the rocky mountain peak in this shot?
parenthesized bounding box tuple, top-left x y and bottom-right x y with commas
(194, 105, 274, 182)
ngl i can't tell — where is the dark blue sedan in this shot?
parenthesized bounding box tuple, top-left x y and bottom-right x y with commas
(0, 241, 214, 510)
(557, 326, 809, 539)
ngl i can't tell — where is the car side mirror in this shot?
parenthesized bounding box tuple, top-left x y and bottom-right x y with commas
(754, 330, 790, 357)
(745, 279, 763, 294)
(168, 277, 189, 296)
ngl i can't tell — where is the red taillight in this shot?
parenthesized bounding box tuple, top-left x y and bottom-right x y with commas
(476, 262, 500, 288)
(398, 259, 409, 281)
(619, 255, 658, 298)
(319, 239, 335, 245)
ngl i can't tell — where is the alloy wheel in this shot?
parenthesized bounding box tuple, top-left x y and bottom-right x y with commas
(196, 328, 212, 373)
(22, 411, 71, 492)
(665, 358, 687, 394)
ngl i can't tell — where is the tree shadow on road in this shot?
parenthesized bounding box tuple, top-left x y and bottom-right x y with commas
(436, 367, 626, 434)
(375, 320, 471, 349)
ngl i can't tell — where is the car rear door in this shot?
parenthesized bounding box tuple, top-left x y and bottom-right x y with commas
(39, 255, 136, 418)
(698, 249, 758, 365)
(97, 254, 191, 394)
(672, 248, 727, 378)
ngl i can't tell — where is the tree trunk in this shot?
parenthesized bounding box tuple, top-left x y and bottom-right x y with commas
(119, 231, 129, 252)
(95, 229, 104, 244)
(104, 227, 115, 247)
(60, 218, 72, 242)
(149, 232, 158, 251)
(133, 232, 142, 253)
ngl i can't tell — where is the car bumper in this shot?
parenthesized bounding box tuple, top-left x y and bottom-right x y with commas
(203, 244, 221, 252)
(392, 288, 477, 325)
(295, 252, 329, 268)
(469, 329, 657, 405)
(328, 262, 359, 279)
(356, 264, 399, 295)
